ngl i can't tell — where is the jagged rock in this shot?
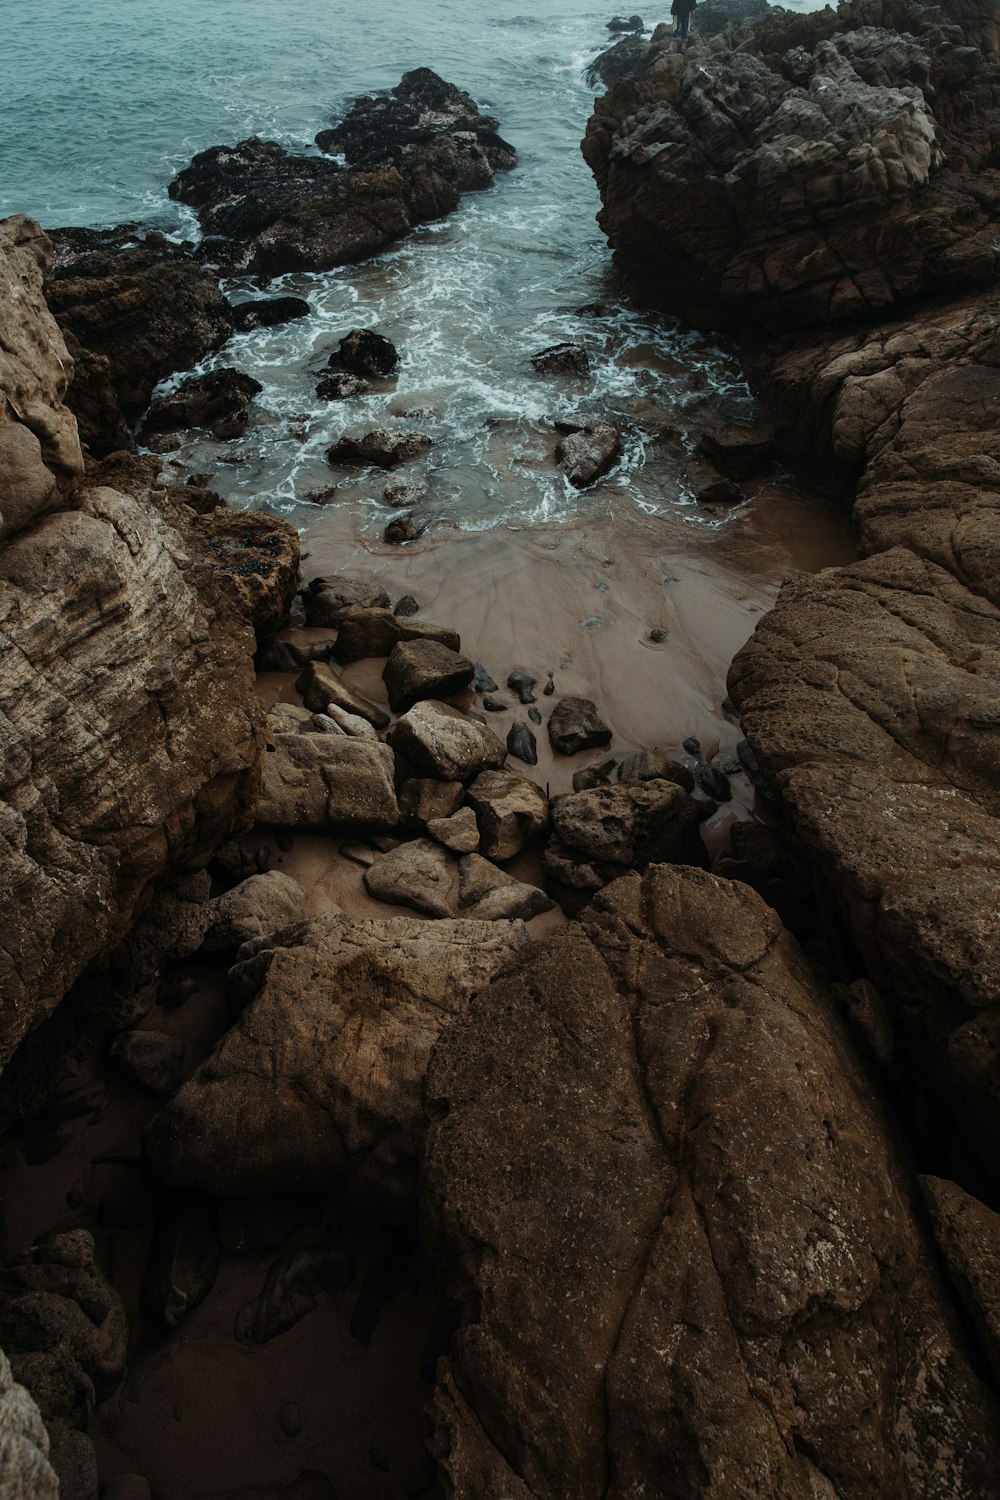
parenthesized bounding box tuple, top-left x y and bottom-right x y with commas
(364, 837, 457, 917)
(329, 328, 399, 379)
(423, 865, 1000, 1499)
(921, 1176, 1000, 1386)
(383, 639, 475, 712)
(191, 508, 301, 640)
(465, 770, 549, 860)
(303, 574, 391, 626)
(145, 912, 527, 1206)
(388, 700, 507, 781)
(140, 367, 263, 442)
(426, 807, 480, 854)
(327, 428, 431, 468)
(0, 228, 266, 1063)
(456, 854, 554, 922)
(394, 593, 420, 615)
(258, 735, 399, 830)
(383, 477, 426, 508)
(0, 1230, 128, 1434)
(234, 1248, 355, 1345)
(555, 421, 621, 487)
(582, 13, 1000, 334)
(543, 779, 699, 889)
(201, 871, 306, 951)
(47, 225, 232, 455)
(141, 1197, 220, 1328)
(697, 417, 775, 479)
(573, 756, 618, 791)
(607, 13, 645, 31)
(316, 370, 369, 401)
(548, 696, 613, 755)
(0, 217, 83, 542)
(295, 660, 390, 728)
(398, 778, 465, 827)
(230, 296, 310, 332)
(473, 663, 498, 693)
(531, 343, 591, 377)
(506, 721, 538, 765)
(108, 1030, 188, 1101)
(0, 1348, 59, 1499)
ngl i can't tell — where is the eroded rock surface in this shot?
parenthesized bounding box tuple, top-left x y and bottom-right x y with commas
(423, 864, 1000, 1499)
(145, 913, 528, 1207)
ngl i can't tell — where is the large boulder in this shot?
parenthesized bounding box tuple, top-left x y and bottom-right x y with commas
(388, 700, 507, 782)
(0, 1347, 58, 1499)
(140, 367, 263, 443)
(46, 226, 232, 455)
(382, 638, 475, 712)
(257, 735, 398, 831)
(422, 864, 1000, 1498)
(145, 912, 528, 1207)
(582, 6, 1000, 334)
(465, 769, 549, 860)
(544, 779, 700, 889)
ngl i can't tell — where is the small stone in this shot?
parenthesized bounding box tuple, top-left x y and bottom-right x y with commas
(316, 370, 370, 401)
(398, 778, 465, 827)
(528, 706, 542, 725)
(683, 736, 702, 755)
(543, 673, 555, 695)
(109, 1031, 188, 1102)
(696, 761, 732, 802)
(385, 512, 424, 544)
(556, 422, 621, 488)
(474, 663, 499, 693)
(383, 476, 426, 509)
(324, 704, 378, 739)
(394, 594, 420, 616)
(340, 842, 376, 867)
(296, 661, 390, 729)
(649, 627, 668, 642)
(388, 700, 507, 782)
(572, 757, 618, 792)
(304, 575, 391, 627)
(507, 669, 536, 704)
(507, 721, 538, 765)
(531, 342, 591, 378)
(466, 769, 549, 860)
(482, 696, 508, 712)
(364, 838, 457, 917)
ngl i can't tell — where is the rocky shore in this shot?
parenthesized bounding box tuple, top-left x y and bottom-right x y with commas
(2, 23, 1000, 1500)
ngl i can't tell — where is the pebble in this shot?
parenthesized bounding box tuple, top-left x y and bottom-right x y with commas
(394, 594, 420, 616)
(474, 663, 499, 693)
(528, 706, 542, 725)
(649, 627, 668, 643)
(507, 669, 537, 704)
(507, 721, 538, 766)
(482, 696, 508, 712)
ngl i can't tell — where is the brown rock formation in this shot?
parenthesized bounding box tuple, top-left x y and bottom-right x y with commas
(0, 218, 277, 1064)
(423, 865, 1000, 1498)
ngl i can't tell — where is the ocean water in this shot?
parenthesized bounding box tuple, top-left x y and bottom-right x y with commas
(3, 0, 828, 540)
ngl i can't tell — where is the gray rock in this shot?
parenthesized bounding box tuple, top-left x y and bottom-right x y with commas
(303, 576, 390, 628)
(544, 779, 700, 889)
(0, 1348, 59, 1500)
(507, 721, 538, 765)
(201, 871, 306, 952)
(456, 854, 554, 921)
(258, 735, 399, 830)
(556, 422, 620, 487)
(364, 838, 457, 917)
(327, 428, 431, 469)
(383, 476, 426, 509)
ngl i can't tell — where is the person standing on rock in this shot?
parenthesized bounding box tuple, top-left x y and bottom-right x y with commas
(670, 0, 697, 45)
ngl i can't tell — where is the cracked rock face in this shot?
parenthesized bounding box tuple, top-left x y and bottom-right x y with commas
(145, 913, 529, 1208)
(583, 1, 1000, 333)
(422, 864, 1000, 1499)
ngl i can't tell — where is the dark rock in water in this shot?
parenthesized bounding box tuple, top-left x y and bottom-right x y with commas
(234, 1247, 355, 1345)
(316, 370, 370, 401)
(527, 705, 542, 725)
(302, 484, 340, 506)
(548, 696, 612, 755)
(331, 328, 399, 379)
(304, 574, 390, 627)
(169, 71, 515, 280)
(316, 67, 517, 178)
(384, 511, 425, 544)
(695, 760, 732, 802)
(482, 696, 508, 712)
(140, 367, 263, 441)
(383, 639, 475, 713)
(556, 422, 621, 488)
(649, 626, 668, 642)
(47, 226, 232, 456)
(474, 663, 499, 693)
(109, 1030, 188, 1102)
(394, 593, 420, 616)
(586, 34, 649, 90)
(506, 721, 538, 766)
(697, 475, 746, 507)
(382, 474, 427, 508)
(230, 295, 310, 332)
(507, 669, 537, 704)
(607, 14, 645, 31)
(531, 342, 591, 378)
(328, 427, 431, 468)
(574, 301, 607, 317)
(142, 1197, 221, 1328)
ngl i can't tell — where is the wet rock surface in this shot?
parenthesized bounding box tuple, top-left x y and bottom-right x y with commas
(140, 367, 263, 443)
(169, 70, 516, 278)
(555, 420, 621, 487)
(424, 864, 1000, 1499)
